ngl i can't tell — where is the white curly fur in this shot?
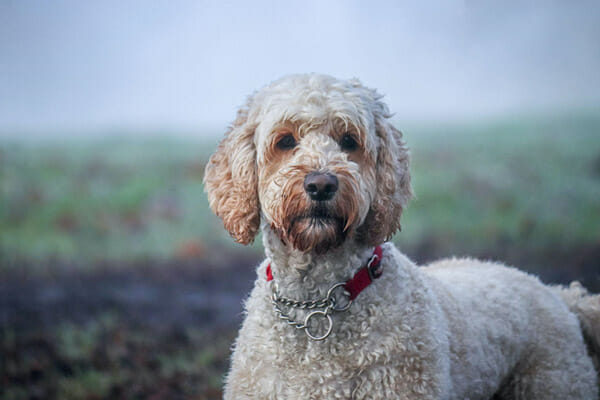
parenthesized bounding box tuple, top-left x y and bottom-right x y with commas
(204, 74, 599, 399)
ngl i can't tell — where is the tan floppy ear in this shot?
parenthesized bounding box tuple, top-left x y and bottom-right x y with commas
(359, 102, 412, 245)
(203, 98, 260, 245)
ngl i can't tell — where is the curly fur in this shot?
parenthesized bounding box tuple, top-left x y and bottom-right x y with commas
(204, 73, 599, 399)
(554, 282, 600, 385)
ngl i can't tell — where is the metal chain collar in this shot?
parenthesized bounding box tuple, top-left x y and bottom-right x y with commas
(270, 281, 353, 341)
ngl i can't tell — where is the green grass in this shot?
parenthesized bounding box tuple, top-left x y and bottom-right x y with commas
(1, 113, 599, 266)
(399, 113, 600, 255)
(0, 137, 249, 265)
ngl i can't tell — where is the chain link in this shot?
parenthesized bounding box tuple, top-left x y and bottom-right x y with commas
(271, 298, 333, 330)
(270, 282, 352, 340)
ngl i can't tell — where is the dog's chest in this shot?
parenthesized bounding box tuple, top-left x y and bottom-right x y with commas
(225, 256, 446, 399)
(255, 337, 395, 399)
(242, 302, 424, 398)
(236, 290, 388, 396)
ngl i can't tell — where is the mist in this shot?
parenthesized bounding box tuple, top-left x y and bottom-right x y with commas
(1, 0, 599, 136)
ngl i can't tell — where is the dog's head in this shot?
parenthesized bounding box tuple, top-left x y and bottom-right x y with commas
(204, 74, 412, 254)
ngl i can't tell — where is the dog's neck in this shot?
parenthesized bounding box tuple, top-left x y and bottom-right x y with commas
(261, 224, 376, 301)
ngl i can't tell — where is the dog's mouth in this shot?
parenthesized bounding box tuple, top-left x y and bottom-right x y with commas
(282, 205, 347, 254)
(291, 205, 341, 226)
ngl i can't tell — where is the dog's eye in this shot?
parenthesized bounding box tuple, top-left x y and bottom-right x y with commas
(276, 134, 297, 150)
(340, 134, 358, 152)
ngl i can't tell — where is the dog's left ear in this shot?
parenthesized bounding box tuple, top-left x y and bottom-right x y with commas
(359, 99, 412, 245)
(203, 97, 260, 245)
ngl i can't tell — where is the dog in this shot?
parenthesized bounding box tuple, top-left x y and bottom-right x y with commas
(204, 73, 599, 399)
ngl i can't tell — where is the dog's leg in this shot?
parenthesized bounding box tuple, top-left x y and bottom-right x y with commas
(498, 339, 598, 399)
(554, 281, 600, 385)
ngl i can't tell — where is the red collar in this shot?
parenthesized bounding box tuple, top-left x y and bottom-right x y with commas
(266, 245, 383, 301)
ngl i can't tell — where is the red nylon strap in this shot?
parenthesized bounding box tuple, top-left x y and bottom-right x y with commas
(344, 245, 383, 300)
(265, 245, 383, 301)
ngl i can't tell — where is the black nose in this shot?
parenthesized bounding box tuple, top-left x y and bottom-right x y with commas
(304, 172, 338, 201)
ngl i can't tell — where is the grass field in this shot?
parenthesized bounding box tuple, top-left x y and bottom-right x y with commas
(1, 112, 599, 399)
(402, 113, 600, 258)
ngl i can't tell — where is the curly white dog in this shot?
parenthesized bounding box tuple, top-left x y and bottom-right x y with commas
(204, 74, 599, 399)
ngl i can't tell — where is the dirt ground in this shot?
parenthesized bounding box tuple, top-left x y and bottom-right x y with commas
(0, 252, 260, 400)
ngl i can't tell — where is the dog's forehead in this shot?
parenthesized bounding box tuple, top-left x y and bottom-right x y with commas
(251, 75, 377, 150)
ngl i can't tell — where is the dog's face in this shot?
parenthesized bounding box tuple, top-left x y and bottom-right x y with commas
(204, 74, 411, 254)
(256, 109, 375, 254)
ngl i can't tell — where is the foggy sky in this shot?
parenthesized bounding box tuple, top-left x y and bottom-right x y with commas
(1, 0, 599, 136)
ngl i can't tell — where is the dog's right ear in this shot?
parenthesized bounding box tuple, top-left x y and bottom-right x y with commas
(203, 97, 260, 245)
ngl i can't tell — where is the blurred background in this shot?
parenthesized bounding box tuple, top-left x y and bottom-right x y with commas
(1, 1, 599, 399)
